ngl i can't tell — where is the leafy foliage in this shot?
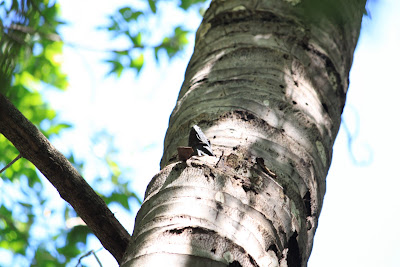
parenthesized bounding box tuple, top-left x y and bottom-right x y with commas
(0, 0, 208, 266)
(0, 1, 87, 265)
(100, 0, 208, 76)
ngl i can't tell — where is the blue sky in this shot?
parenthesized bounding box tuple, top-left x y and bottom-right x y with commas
(38, 0, 400, 266)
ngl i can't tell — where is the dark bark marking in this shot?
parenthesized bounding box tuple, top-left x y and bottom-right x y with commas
(209, 8, 293, 28)
(322, 103, 329, 114)
(248, 255, 259, 267)
(268, 244, 279, 254)
(228, 261, 242, 267)
(256, 157, 277, 178)
(216, 201, 223, 211)
(301, 42, 346, 113)
(167, 226, 214, 235)
(234, 110, 256, 122)
(219, 110, 264, 128)
(287, 232, 301, 267)
(302, 191, 312, 217)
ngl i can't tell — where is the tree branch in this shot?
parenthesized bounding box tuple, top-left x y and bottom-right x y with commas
(0, 93, 130, 263)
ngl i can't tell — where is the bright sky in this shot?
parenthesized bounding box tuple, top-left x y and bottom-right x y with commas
(41, 0, 400, 266)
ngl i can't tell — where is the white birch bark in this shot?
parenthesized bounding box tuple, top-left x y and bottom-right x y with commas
(121, 0, 365, 266)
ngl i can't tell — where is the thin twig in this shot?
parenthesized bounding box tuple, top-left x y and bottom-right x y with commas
(76, 249, 103, 267)
(0, 154, 22, 174)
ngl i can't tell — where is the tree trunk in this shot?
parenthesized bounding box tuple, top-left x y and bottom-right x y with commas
(121, 0, 365, 266)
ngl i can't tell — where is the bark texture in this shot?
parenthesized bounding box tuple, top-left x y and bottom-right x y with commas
(0, 94, 130, 263)
(121, 0, 365, 266)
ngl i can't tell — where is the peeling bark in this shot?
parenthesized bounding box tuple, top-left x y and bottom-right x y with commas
(122, 0, 365, 266)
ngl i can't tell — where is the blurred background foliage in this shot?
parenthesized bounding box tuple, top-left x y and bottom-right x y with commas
(0, 0, 207, 265)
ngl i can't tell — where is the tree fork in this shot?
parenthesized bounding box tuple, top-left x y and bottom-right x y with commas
(0, 93, 129, 263)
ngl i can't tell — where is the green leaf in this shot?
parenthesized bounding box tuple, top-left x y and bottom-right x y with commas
(130, 53, 144, 72)
(107, 158, 122, 177)
(179, 0, 208, 10)
(148, 0, 157, 13)
(0, 206, 30, 254)
(105, 60, 124, 77)
(66, 225, 91, 245)
(114, 50, 129, 56)
(174, 26, 189, 45)
(31, 247, 59, 267)
(155, 26, 189, 59)
(131, 11, 144, 20)
(107, 192, 130, 210)
(119, 7, 132, 17)
(46, 123, 72, 136)
(154, 46, 161, 61)
(130, 32, 142, 47)
(129, 192, 143, 205)
(119, 7, 143, 22)
(18, 202, 33, 209)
